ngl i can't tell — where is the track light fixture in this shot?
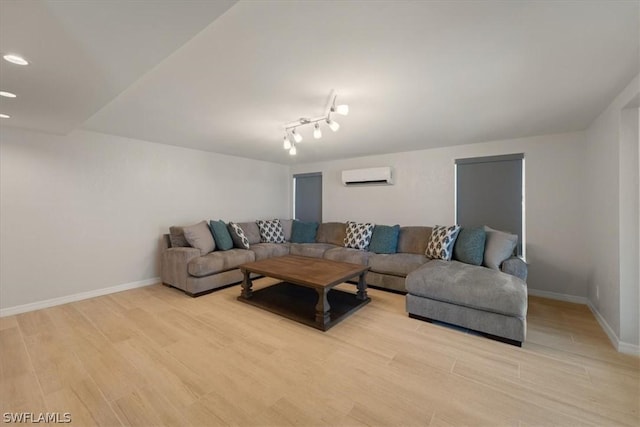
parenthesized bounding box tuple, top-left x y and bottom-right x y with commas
(281, 90, 349, 155)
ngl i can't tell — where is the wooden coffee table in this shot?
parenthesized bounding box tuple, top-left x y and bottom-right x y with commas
(238, 255, 370, 331)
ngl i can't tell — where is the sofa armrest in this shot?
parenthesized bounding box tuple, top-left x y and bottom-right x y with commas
(501, 256, 528, 282)
(161, 234, 171, 252)
(161, 247, 201, 290)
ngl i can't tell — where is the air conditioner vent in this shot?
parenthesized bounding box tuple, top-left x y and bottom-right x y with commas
(341, 167, 393, 186)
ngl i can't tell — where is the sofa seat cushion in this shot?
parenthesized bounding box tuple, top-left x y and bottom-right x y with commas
(289, 243, 336, 258)
(406, 260, 527, 318)
(188, 249, 255, 277)
(251, 243, 290, 261)
(369, 253, 429, 277)
(323, 247, 371, 266)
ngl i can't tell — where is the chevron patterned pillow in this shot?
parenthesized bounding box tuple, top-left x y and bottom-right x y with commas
(425, 225, 461, 260)
(344, 221, 375, 250)
(256, 219, 286, 243)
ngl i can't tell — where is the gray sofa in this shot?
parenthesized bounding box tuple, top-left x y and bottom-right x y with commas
(161, 220, 528, 345)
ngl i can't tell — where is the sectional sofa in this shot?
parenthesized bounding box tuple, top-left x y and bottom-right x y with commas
(161, 220, 528, 345)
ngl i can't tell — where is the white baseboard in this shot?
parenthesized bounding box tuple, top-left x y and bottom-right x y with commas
(586, 300, 620, 351)
(527, 288, 589, 305)
(618, 341, 640, 356)
(529, 289, 639, 356)
(586, 301, 640, 356)
(0, 277, 160, 317)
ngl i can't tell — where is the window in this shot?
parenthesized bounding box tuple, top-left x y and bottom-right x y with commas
(292, 172, 322, 223)
(455, 154, 525, 257)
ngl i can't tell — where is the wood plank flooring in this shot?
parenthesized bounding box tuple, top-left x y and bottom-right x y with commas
(1, 278, 638, 426)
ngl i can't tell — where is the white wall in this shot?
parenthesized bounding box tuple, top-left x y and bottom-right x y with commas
(585, 74, 639, 350)
(619, 107, 639, 346)
(0, 128, 290, 311)
(291, 131, 589, 297)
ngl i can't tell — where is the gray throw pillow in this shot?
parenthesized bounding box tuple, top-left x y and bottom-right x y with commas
(168, 226, 189, 248)
(453, 226, 486, 266)
(483, 226, 518, 270)
(183, 221, 215, 255)
(228, 222, 250, 249)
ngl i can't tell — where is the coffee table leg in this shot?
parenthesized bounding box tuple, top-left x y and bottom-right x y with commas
(356, 272, 368, 300)
(315, 288, 331, 327)
(241, 270, 253, 299)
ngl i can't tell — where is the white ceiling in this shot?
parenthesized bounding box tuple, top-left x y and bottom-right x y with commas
(1, 1, 638, 164)
(0, 0, 235, 134)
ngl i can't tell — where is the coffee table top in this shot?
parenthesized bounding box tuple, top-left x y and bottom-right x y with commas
(239, 255, 369, 289)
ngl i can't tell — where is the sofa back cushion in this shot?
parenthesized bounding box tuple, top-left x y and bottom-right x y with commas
(397, 226, 432, 254)
(237, 221, 261, 245)
(291, 220, 318, 243)
(183, 221, 216, 255)
(316, 222, 347, 246)
(280, 219, 293, 241)
(169, 226, 190, 248)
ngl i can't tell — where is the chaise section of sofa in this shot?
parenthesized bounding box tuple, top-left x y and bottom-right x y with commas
(405, 259, 528, 345)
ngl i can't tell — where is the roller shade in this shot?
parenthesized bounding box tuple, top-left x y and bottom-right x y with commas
(455, 154, 524, 255)
(294, 172, 322, 223)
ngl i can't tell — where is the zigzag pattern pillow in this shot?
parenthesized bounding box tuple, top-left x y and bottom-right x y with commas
(425, 225, 461, 260)
(256, 219, 286, 243)
(344, 221, 375, 250)
(228, 222, 250, 249)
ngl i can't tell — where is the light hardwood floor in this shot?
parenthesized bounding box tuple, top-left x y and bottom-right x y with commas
(1, 278, 638, 426)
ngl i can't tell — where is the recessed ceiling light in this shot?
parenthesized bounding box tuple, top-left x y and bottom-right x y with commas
(0, 114, 10, 119)
(0, 91, 17, 98)
(3, 54, 29, 66)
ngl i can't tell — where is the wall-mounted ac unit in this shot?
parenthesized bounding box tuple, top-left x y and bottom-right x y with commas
(341, 167, 393, 186)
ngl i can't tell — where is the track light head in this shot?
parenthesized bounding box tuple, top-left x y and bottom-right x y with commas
(333, 104, 349, 115)
(289, 145, 297, 156)
(283, 135, 292, 150)
(326, 118, 340, 132)
(292, 129, 303, 143)
(313, 123, 322, 139)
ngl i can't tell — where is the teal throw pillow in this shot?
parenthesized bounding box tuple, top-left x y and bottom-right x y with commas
(453, 226, 486, 265)
(209, 220, 234, 251)
(369, 224, 400, 254)
(290, 220, 318, 243)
